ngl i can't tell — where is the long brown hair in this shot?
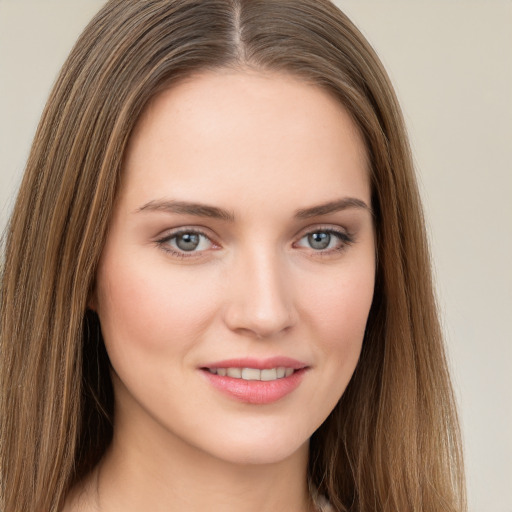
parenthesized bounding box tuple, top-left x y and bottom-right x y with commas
(0, 1, 466, 510)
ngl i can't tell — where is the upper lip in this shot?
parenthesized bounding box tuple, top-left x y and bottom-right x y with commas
(201, 356, 308, 370)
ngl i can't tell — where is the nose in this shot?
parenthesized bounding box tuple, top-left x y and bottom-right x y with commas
(223, 248, 297, 339)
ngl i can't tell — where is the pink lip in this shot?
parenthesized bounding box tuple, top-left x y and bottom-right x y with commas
(199, 357, 309, 405)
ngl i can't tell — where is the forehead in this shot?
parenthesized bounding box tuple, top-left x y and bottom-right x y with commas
(120, 69, 370, 209)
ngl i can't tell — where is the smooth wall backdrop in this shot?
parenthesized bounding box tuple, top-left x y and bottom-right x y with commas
(1, 2, 511, 511)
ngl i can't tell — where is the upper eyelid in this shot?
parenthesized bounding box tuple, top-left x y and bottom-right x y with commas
(293, 223, 351, 240)
(294, 228, 352, 246)
(155, 226, 216, 242)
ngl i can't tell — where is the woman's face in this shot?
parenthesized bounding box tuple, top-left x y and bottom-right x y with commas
(93, 70, 375, 465)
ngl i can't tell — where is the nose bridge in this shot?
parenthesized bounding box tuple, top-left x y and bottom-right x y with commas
(224, 242, 296, 338)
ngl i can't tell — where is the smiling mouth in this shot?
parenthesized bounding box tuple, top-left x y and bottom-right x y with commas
(205, 367, 296, 381)
(201, 362, 308, 404)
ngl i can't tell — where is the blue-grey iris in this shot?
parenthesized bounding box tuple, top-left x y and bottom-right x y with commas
(176, 233, 200, 251)
(308, 232, 330, 250)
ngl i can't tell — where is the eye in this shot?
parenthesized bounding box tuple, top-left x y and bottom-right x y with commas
(157, 229, 215, 256)
(295, 229, 353, 253)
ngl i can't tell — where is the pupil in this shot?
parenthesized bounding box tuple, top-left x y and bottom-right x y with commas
(308, 232, 330, 250)
(176, 233, 200, 251)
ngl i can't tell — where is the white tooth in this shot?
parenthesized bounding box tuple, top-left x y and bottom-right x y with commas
(285, 368, 294, 377)
(217, 368, 227, 376)
(261, 368, 278, 381)
(241, 368, 261, 381)
(276, 367, 286, 378)
(208, 368, 217, 374)
(227, 367, 242, 378)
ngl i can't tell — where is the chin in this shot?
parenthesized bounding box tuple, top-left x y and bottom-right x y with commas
(193, 424, 311, 467)
(214, 442, 308, 467)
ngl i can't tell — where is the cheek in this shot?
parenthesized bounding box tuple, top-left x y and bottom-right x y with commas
(302, 258, 375, 388)
(326, 274, 373, 337)
(95, 254, 220, 358)
(308, 258, 375, 338)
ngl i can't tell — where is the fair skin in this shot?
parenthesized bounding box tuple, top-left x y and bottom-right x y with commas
(66, 69, 375, 512)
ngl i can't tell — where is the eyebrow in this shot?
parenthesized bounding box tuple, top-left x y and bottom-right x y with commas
(136, 199, 235, 221)
(294, 197, 372, 219)
(136, 197, 371, 221)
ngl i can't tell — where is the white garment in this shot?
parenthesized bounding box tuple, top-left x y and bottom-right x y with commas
(312, 492, 334, 511)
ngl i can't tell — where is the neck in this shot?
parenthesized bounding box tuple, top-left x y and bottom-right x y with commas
(88, 402, 313, 512)
(96, 433, 311, 512)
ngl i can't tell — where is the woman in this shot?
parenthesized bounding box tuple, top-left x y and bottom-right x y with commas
(0, 1, 466, 511)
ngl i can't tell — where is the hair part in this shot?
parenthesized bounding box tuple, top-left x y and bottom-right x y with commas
(0, 1, 466, 511)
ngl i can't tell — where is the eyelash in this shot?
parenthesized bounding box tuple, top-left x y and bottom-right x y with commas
(155, 226, 355, 259)
(294, 228, 355, 256)
(155, 228, 216, 259)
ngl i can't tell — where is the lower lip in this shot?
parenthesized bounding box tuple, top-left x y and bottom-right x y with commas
(201, 369, 307, 404)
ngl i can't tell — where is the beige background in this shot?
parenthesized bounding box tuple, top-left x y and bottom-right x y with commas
(1, 1, 511, 510)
